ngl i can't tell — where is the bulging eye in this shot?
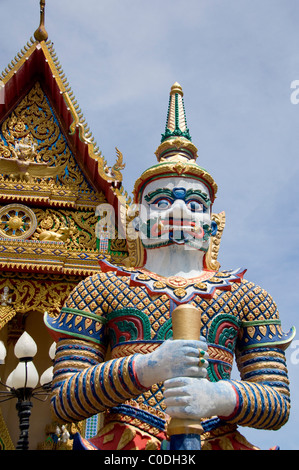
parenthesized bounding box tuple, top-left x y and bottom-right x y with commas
(153, 198, 171, 210)
(187, 200, 204, 212)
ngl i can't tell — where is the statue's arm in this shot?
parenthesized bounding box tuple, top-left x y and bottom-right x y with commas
(44, 276, 147, 424)
(224, 282, 295, 430)
(226, 345, 290, 430)
(51, 336, 208, 424)
(50, 338, 146, 423)
(163, 282, 294, 427)
(45, 275, 207, 424)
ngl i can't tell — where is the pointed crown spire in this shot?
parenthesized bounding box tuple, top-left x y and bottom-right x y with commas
(34, 0, 48, 42)
(155, 82, 198, 163)
(161, 82, 191, 143)
(133, 83, 218, 203)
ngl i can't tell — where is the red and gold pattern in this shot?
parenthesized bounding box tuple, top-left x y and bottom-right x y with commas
(73, 421, 164, 450)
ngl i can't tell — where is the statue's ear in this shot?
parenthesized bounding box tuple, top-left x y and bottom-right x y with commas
(124, 205, 145, 268)
(211, 220, 218, 236)
(132, 216, 140, 232)
(204, 211, 226, 271)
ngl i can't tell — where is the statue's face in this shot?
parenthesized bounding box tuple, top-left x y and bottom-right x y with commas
(137, 176, 216, 251)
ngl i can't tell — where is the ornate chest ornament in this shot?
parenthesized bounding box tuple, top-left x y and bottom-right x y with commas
(99, 258, 246, 303)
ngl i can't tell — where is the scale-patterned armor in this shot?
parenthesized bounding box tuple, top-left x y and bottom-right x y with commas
(45, 260, 294, 450)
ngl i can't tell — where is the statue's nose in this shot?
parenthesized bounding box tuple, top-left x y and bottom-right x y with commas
(169, 199, 187, 218)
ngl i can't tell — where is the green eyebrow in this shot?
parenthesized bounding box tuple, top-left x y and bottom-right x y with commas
(185, 189, 211, 207)
(144, 188, 173, 203)
(144, 188, 211, 207)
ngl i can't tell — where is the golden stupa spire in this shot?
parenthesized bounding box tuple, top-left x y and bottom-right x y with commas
(34, 0, 48, 42)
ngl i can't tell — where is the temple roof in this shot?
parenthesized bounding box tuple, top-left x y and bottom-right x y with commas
(0, 3, 127, 213)
(0, 2, 130, 276)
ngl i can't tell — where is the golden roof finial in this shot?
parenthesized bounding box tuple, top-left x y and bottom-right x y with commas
(34, 0, 48, 42)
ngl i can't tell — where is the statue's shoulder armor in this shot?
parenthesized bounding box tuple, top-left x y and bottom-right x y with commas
(234, 278, 295, 352)
(64, 270, 123, 310)
(230, 277, 279, 320)
(44, 270, 129, 345)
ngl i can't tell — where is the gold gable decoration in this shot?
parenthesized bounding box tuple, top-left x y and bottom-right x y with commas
(0, 81, 129, 275)
(0, 38, 125, 187)
(0, 81, 100, 207)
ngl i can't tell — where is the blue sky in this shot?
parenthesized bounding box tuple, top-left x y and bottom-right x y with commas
(1, 0, 299, 450)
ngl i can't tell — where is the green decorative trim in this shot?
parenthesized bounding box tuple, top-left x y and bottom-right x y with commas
(207, 314, 240, 382)
(137, 169, 215, 205)
(141, 238, 172, 249)
(185, 189, 211, 207)
(161, 93, 192, 143)
(144, 188, 211, 207)
(241, 319, 281, 327)
(114, 320, 138, 343)
(49, 327, 105, 345)
(144, 188, 173, 203)
(156, 318, 173, 340)
(61, 307, 107, 324)
(107, 307, 152, 341)
(208, 362, 231, 382)
(43, 312, 106, 346)
(238, 318, 296, 352)
(208, 314, 241, 350)
(161, 128, 192, 143)
(240, 326, 296, 351)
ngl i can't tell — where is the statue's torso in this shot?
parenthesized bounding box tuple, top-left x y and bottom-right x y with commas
(48, 262, 289, 450)
(60, 265, 278, 424)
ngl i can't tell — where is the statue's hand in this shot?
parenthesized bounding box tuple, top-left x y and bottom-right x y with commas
(134, 338, 208, 388)
(163, 377, 237, 419)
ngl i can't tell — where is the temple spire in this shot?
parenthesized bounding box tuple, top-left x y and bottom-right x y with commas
(34, 0, 48, 42)
(161, 82, 192, 143)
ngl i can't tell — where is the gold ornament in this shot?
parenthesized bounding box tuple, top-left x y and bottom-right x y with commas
(0, 204, 37, 240)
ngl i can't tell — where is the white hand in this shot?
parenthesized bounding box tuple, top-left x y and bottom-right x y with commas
(134, 338, 208, 388)
(163, 376, 237, 419)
